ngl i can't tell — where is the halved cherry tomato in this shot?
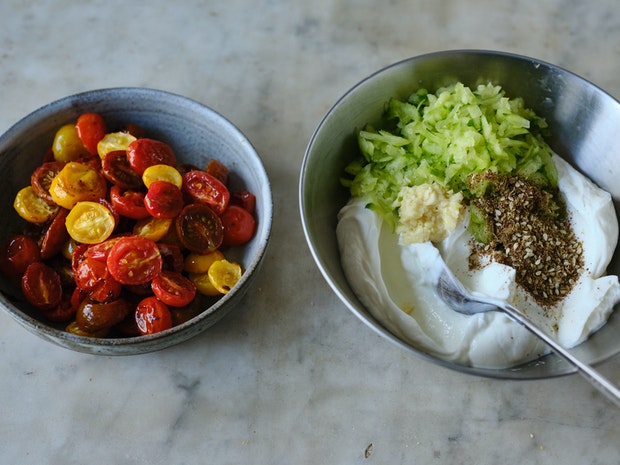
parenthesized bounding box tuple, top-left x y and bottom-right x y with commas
(208, 259, 242, 294)
(132, 217, 172, 241)
(189, 272, 222, 296)
(106, 236, 162, 285)
(85, 236, 126, 262)
(65, 201, 116, 244)
(158, 243, 184, 272)
(66, 320, 110, 338)
(205, 159, 229, 184)
(52, 124, 90, 162)
(127, 138, 176, 175)
(76, 113, 107, 155)
(14, 186, 59, 224)
(220, 205, 256, 246)
(142, 164, 182, 189)
(21, 262, 63, 310)
(144, 181, 184, 219)
(135, 296, 172, 335)
(76, 298, 132, 332)
(175, 203, 224, 253)
(183, 250, 225, 274)
(40, 208, 70, 260)
(74, 256, 122, 302)
(151, 271, 196, 307)
(230, 190, 256, 215)
(97, 131, 137, 159)
(101, 151, 143, 189)
(49, 161, 108, 209)
(0, 234, 41, 276)
(41, 293, 77, 323)
(109, 185, 149, 220)
(182, 170, 230, 214)
(30, 161, 66, 205)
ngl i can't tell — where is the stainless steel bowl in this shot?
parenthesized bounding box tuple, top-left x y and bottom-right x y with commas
(0, 87, 272, 355)
(300, 50, 620, 379)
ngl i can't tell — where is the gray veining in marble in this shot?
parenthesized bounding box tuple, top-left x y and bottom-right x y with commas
(0, 1, 619, 464)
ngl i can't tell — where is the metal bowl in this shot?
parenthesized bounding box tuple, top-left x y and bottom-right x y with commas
(0, 87, 272, 355)
(300, 50, 620, 379)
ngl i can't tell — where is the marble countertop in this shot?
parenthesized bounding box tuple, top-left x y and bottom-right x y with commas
(1, 1, 619, 463)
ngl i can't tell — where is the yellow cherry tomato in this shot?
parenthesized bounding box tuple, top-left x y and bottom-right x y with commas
(132, 217, 172, 242)
(207, 259, 242, 294)
(13, 186, 59, 223)
(65, 201, 115, 244)
(189, 272, 222, 296)
(96, 131, 137, 159)
(142, 164, 183, 189)
(52, 124, 89, 162)
(183, 250, 225, 274)
(49, 162, 108, 209)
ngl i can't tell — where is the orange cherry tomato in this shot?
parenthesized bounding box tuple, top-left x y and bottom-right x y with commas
(151, 270, 196, 307)
(220, 205, 256, 246)
(181, 170, 230, 215)
(135, 296, 173, 335)
(76, 113, 108, 155)
(49, 161, 108, 209)
(106, 236, 163, 285)
(126, 138, 176, 175)
(21, 262, 63, 310)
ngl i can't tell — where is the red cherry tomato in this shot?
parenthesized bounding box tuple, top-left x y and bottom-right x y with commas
(220, 205, 256, 246)
(0, 234, 41, 276)
(21, 262, 62, 310)
(182, 170, 230, 214)
(144, 181, 184, 219)
(230, 190, 256, 215)
(151, 270, 197, 307)
(205, 159, 229, 184)
(109, 185, 149, 220)
(74, 256, 122, 302)
(101, 150, 143, 189)
(41, 294, 78, 323)
(76, 113, 108, 155)
(158, 243, 184, 272)
(40, 208, 70, 260)
(76, 298, 132, 332)
(175, 203, 224, 253)
(30, 161, 66, 205)
(106, 236, 163, 285)
(126, 138, 176, 175)
(135, 296, 172, 335)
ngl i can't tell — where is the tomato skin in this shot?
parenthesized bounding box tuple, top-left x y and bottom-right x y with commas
(106, 236, 163, 285)
(127, 138, 176, 175)
(230, 190, 256, 215)
(135, 296, 173, 335)
(175, 203, 224, 253)
(101, 150, 143, 189)
(220, 205, 256, 246)
(182, 170, 230, 214)
(76, 113, 107, 155)
(76, 298, 132, 332)
(151, 271, 196, 307)
(31, 161, 66, 205)
(40, 208, 70, 260)
(109, 185, 149, 220)
(144, 181, 184, 219)
(21, 262, 63, 310)
(0, 235, 41, 276)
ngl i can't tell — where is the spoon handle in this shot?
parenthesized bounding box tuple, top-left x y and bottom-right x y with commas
(501, 303, 620, 408)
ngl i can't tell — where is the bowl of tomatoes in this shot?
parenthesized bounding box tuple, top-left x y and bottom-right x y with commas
(0, 87, 272, 355)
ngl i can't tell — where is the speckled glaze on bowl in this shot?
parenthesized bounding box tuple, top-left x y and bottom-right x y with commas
(0, 87, 272, 355)
(300, 50, 620, 379)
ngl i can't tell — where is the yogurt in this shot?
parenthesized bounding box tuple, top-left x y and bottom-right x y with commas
(337, 154, 620, 368)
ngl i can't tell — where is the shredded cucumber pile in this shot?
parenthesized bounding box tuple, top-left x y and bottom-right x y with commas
(342, 82, 558, 229)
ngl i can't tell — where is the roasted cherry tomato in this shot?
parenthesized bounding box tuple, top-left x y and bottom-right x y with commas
(41, 294, 78, 323)
(14, 186, 59, 223)
(40, 208, 70, 260)
(189, 272, 222, 296)
(220, 205, 256, 246)
(52, 124, 90, 162)
(31, 161, 66, 205)
(182, 170, 230, 215)
(101, 150, 143, 189)
(183, 250, 225, 274)
(142, 164, 182, 189)
(151, 270, 197, 307)
(144, 181, 184, 219)
(158, 243, 184, 272)
(0, 234, 41, 276)
(175, 203, 224, 253)
(76, 113, 107, 156)
(230, 190, 256, 214)
(65, 201, 116, 244)
(205, 159, 229, 184)
(74, 255, 122, 302)
(97, 131, 137, 159)
(127, 138, 176, 175)
(76, 298, 132, 332)
(109, 185, 149, 220)
(135, 296, 173, 335)
(21, 262, 63, 310)
(106, 236, 162, 285)
(208, 259, 242, 294)
(66, 320, 109, 338)
(132, 217, 173, 242)
(49, 161, 108, 209)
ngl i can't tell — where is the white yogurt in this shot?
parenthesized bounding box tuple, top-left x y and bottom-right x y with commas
(337, 155, 620, 368)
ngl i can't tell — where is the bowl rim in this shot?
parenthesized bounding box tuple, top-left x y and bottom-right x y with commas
(0, 86, 273, 354)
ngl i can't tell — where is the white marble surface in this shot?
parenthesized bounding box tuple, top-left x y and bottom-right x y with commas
(1, 1, 619, 463)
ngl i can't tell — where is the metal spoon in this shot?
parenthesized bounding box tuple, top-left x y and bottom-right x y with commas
(433, 255, 620, 408)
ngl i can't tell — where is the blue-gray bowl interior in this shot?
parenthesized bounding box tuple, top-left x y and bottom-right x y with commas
(0, 87, 272, 355)
(300, 50, 620, 379)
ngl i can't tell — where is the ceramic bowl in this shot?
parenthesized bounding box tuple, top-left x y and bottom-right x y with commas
(0, 87, 272, 355)
(300, 50, 620, 379)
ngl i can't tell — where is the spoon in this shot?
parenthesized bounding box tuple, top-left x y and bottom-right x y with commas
(433, 255, 620, 408)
